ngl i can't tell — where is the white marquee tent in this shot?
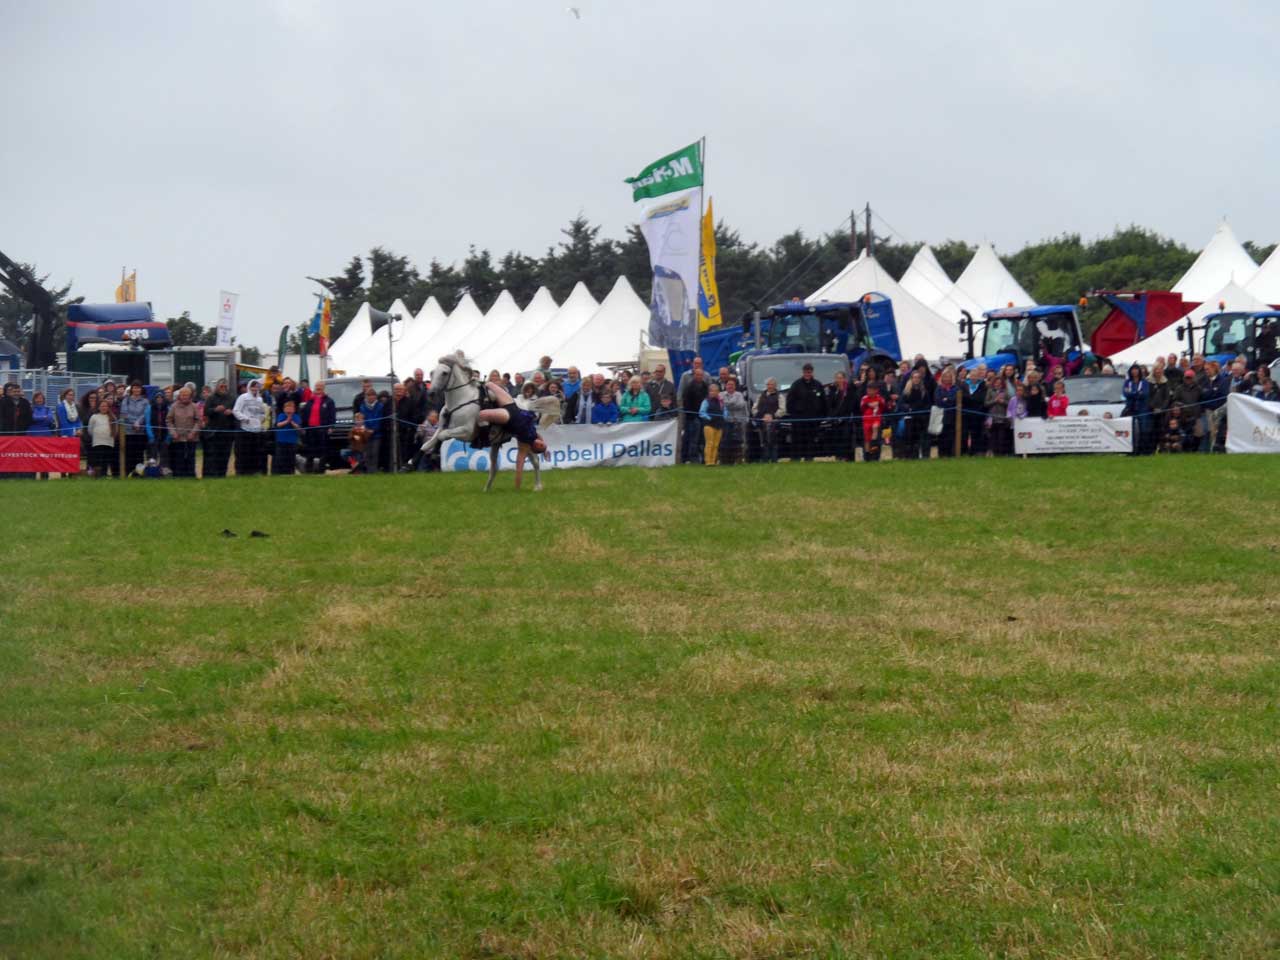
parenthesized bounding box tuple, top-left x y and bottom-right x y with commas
(475, 287, 558, 372)
(410, 294, 484, 369)
(1171, 223, 1258, 304)
(491, 282, 599, 373)
(899, 244, 954, 307)
(1244, 245, 1280, 306)
(932, 242, 1036, 326)
(1109, 281, 1269, 369)
(394, 297, 448, 372)
(549, 277, 649, 375)
(342, 298, 414, 377)
(809, 251, 963, 359)
(455, 290, 523, 366)
(326, 302, 372, 370)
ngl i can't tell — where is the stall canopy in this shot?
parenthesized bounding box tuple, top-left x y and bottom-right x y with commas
(1109, 281, 1269, 369)
(899, 244, 954, 307)
(455, 290, 523, 365)
(809, 251, 963, 359)
(326, 302, 372, 369)
(551, 276, 650, 375)
(492, 282, 599, 373)
(1171, 222, 1258, 305)
(1244, 245, 1280, 307)
(411, 294, 484, 370)
(932, 242, 1036, 326)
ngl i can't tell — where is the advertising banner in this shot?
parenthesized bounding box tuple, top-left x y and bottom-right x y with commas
(1013, 416, 1134, 455)
(626, 142, 704, 354)
(217, 291, 238, 347)
(441, 420, 677, 473)
(0, 437, 82, 473)
(1225, 393, 1280, 453)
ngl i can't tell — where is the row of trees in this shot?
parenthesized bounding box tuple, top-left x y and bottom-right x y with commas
(3, 222, 1275, 358)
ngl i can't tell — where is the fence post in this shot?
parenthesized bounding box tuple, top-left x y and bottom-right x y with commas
(117, 420, 126, 478)
(955, 386, 964, 458)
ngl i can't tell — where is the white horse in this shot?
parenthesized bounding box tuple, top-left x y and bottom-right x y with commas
(420, 352, 543, 491)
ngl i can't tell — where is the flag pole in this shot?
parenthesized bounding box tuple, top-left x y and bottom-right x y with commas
(695, 136, 706, 356)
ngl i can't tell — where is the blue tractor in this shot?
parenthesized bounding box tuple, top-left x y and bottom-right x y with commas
(1178, 310, 1280, 371)
(697, 295, 903, 380)
(960, 305, 1088, 373)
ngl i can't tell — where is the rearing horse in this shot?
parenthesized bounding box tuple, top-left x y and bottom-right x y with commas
(420, 352, 543, 491)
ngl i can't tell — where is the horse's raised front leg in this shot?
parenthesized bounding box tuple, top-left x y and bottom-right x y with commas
(530, 447, 542, 492)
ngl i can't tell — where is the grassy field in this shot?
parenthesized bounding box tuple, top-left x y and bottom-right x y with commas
(2, 457, 1278, 959)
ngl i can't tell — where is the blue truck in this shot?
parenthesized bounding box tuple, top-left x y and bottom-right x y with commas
(696, 295, 903, 382)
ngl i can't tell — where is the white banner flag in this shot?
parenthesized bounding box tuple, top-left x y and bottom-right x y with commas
(216, 291, 238, 347)
(1014, 416, 1134, 455)
(638, 189, 701, 354)
(441, 420, 677, 472)
(1226, 393, 1280, 453)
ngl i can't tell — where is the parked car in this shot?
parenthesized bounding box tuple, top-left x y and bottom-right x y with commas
(1062, 374, 1126, 418)
(321, 376, 397, 467)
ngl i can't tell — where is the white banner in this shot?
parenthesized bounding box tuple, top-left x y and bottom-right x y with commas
(1226, 393, 1280, 453)
(216, 291, 238, 347)
(1014, 416, 1134, 454)
(441, 420, 677, 472)
(639, 188, 701, 354)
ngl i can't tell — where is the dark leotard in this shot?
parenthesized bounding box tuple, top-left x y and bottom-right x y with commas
(502, 402, 540, 446)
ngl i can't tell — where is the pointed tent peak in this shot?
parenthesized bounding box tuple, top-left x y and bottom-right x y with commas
(951, 241, 1035, 310)
(559, 281, 600, 310)
(387, 298, 414, 321)
(523, 286, 559, 312)
(486, 290, 519, 315)
(1172, 221, 1259, 302)
(414, 296, 446, 323)
(900, 244, 954, 306)
(448, 292, 484, 321)
(912, 244, 946, 274)
(597, 275, 645, 307)
(1245, 243, 1280, 305)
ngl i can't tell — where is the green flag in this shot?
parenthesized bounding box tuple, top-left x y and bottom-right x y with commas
(624, 142, 703, 201)
(277, 325, 289, 372)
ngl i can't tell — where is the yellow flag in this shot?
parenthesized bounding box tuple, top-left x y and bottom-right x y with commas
(115, 270, 137, 303)
(698, 200, 722, 331)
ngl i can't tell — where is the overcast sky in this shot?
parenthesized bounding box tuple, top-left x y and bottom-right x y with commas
(4, 0, 1276, 348)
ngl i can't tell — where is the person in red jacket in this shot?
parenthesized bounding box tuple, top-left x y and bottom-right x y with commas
(859, 381, 890, 461)
(1047, 379, 1070, 418)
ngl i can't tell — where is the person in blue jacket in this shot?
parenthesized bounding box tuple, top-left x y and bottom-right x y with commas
(55, 388, 83, 439)
(119, 381, 152, 474)
(1121, 364, 1152, 454)
(27, 391, 55, 436)
(357, 387, 387, 472)
(932, 368, 960, 458)
(589, 388, 620, 424)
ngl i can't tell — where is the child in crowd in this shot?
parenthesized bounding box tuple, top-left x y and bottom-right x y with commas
(87, 399, 115, 478)
(342, 413, 372, 473)
(1046, 379, 1070, 418)
(698, 381, 724, 466)
(860, 381, 889, 461)
(274, 400, 300, 475)
(413, 410, 440, 472)
(590, 389, 620, 425)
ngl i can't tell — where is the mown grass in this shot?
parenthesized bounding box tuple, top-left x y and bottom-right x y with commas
(2, 456, 1278, 959)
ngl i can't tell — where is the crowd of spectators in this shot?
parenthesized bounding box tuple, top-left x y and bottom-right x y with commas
(3, 346, 1277, 477)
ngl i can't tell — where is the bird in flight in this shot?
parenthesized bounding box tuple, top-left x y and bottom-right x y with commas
(567, 6, 581, 19)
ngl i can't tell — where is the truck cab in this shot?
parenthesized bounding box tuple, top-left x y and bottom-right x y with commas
(1183, 311, 1280, 370)
(962, 306, 1087, 373)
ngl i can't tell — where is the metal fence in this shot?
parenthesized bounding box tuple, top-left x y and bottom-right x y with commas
(0, 368, 118, 401)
